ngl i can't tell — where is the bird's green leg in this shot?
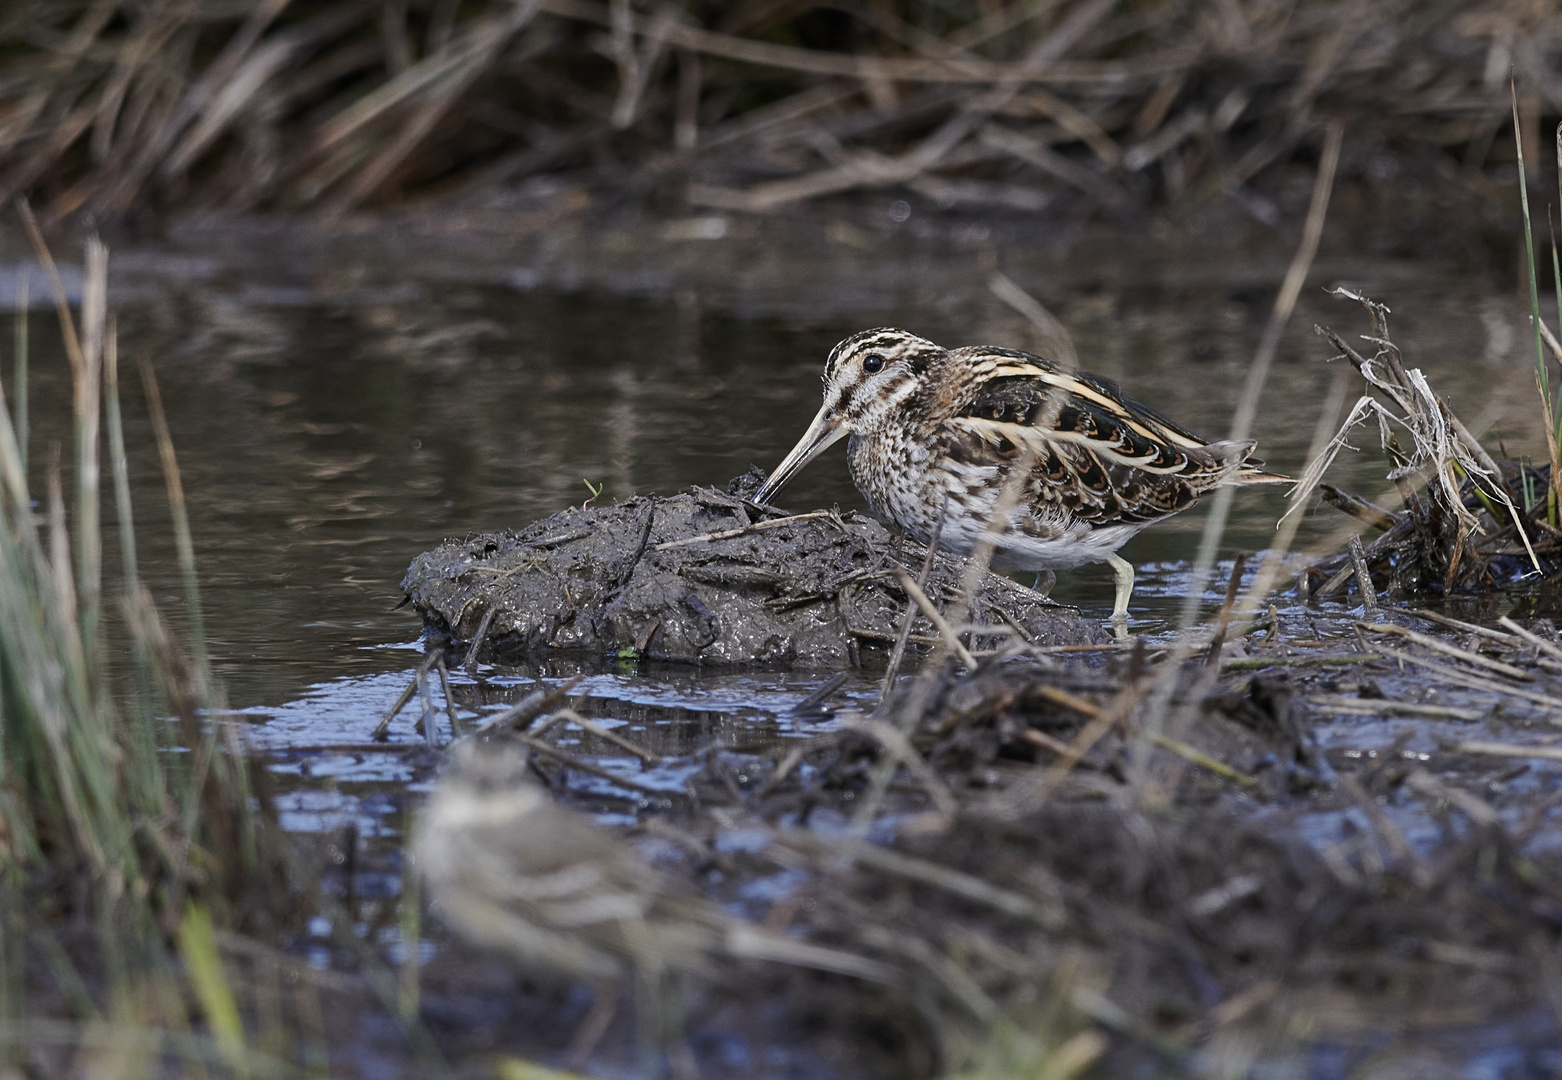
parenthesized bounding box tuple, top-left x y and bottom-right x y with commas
(1107, 554, 1134, 623)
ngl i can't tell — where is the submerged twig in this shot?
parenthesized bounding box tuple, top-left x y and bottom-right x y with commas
(653, 510, 837, 549)
(476, 674, 587, 732)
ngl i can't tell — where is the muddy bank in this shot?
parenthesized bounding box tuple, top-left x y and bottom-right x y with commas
(401, 479, 1099, 667)
(401, 599, 1562, 1078)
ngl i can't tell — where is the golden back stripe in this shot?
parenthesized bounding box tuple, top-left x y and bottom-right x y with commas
(956, 418, 1194, 475)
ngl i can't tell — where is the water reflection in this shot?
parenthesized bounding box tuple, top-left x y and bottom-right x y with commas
(12, 235, 1554, 776)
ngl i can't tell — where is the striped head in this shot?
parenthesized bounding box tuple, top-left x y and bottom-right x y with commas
(756, 328, 945, 503)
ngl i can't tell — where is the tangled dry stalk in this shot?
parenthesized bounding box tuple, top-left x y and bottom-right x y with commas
(1298, 288, 1562, 600)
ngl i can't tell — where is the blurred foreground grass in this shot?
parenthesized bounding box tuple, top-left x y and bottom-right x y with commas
(0, 208, 318, 1076)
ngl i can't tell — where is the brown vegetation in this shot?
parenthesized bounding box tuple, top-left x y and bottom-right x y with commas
(1, 0, 1559, 223)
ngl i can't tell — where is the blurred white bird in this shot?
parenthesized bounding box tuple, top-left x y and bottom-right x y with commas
(414, 736, 896, 1068)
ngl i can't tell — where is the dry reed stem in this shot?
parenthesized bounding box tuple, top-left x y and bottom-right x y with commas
(1456, 740, 1562, 764)
(1361, 621, 1534, 681)
(1122, 121, 1339, 799)
(1371, 644, 1562, 713)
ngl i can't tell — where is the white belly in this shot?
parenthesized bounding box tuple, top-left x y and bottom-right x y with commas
(934, 518, 1144, 571)
(846, 431, 1148, 571)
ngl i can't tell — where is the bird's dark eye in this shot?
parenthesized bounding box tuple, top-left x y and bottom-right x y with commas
(862, 353, 885, 373)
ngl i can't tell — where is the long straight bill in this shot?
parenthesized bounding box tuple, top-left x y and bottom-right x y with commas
(755, 405, 846, 503)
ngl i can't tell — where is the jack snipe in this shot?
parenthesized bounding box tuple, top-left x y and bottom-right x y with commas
(755, 328, 1289, 620)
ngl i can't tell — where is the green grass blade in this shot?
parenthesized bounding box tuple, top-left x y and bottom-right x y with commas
(1513, 84, 1549, 418)
(179, 904, 249, 1076)
(12, 273, 25, 480)
(103, 323, 137, 595)
(104, 322, 165, 802)
(74, 240, 105, 674)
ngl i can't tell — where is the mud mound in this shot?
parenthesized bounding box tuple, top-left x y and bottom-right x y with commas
(401, 483, 1099, 666)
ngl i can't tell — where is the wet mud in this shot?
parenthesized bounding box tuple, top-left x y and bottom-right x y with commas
(402, 476, 1100, 667)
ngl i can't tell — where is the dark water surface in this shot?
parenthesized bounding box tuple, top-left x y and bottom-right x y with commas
(11, 219, 1555, 833)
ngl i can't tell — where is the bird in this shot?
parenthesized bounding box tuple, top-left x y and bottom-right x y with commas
(754, 328, 1290, 621)
(415, 736, 896, 1068)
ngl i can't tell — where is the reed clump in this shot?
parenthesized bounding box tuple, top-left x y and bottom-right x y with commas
(1294, 287, 1562, 601)
(0, 0, 1557, 222)
(1297, 100, 1562, 604)
(0, 215, 308, 1075)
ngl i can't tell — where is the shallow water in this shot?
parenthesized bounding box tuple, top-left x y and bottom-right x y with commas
(11, 221, 1552, 827)
(9, 219, 1562, 1073)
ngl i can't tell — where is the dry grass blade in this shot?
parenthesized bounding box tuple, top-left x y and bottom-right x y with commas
(894, 568, 977, 670)
(1361, 622, 1533, 681)
(1372, 644, 1562, 713)
(840, 713, 958, 820)
(555, 707, 661, 764)
(1497, 616, 1562, 664)
(135, 355, 208, 675)
(510, 731, 676, 797)
(1405, 769, 1500, 827)
(322, 0, 545, 216)
(1175, 121, 1340, 639)
(1455, 740, 1562, 764)
(1340, 774, 1432, 888)
(472, 674, 586, 733)
(653, 510, 835, 549)
(1414, 609, 1520, 644)
(987, 270, 1079, 367)
(775, 829, 1065, 929)
(1309, 696, 1483, 721)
